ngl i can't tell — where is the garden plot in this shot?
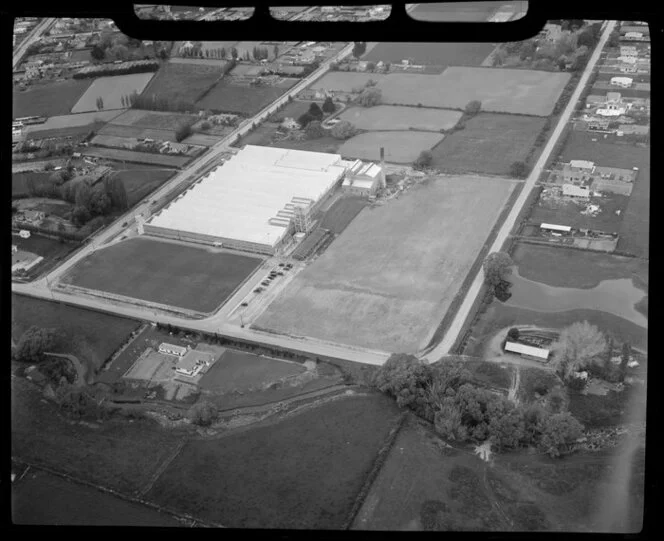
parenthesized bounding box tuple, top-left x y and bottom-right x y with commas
(70, 73, 155, 113)
(339, 105, 462, 131)
(377, 67, 571, 116)
(431, 113, 547, 175)
(255, 175, 515, 353)
(339, 131, 445, 163)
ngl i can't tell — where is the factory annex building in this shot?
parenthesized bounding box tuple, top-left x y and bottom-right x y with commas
(144, 145, 382, 255)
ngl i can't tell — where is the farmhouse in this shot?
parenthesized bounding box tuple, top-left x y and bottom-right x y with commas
(610, 76, 633, 88)
(144, 145, 352, 254)
(504, 341, 550, 361)
(159, 343, 188, 357)
(563, 160, 596, 183)
(561, 160, 636, 195)
(175, 349, 214, 378)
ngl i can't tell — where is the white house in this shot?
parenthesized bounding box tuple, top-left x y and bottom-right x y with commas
(158, 343, 188, 357)
(624, 31, 643, 41)
(175, 349, 214, 377)
(610, 76, 633, 88)
(562, 184, 591, 198)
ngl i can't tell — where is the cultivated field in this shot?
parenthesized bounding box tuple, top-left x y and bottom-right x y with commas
(256, 176, 515, 353)
(12, 470, 181, 527)
(431, 113, 547, 175)
(199, 350, 305, 394)
(61, 237, 263, 313)
(377, 68, 571, 116)
(196, 79, 297, 115)
(320, 196, 368, 234)
(339, 105, 462, 131)
(309, 72, 387, 92)
(11, 294, 140, 369)
(13, 79, 93, 118)
(147, 393, 402, 528)
(97, 123, 181, 143)
(104, 162, 176, 206)
(141, 62, 224, 104)
(364, 41, 496, 71)
(24, 110, 124, 132)
(81, 147, 190, 168)
(70, 73, 155, 113)
(339, 131, 445, 163)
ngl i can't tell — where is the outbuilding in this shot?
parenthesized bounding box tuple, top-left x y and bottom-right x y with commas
(504, 341, 550, 361)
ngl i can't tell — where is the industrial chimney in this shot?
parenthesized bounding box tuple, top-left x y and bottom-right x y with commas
(379, 146, 386, 189)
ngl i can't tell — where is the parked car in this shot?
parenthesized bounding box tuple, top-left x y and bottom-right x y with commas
(241, 302, 248, 307)
(254, 288, 262, 293)
(122, 222, 128, 227)
(278, 263, 285, 267)
(261, 281, 270, 286)
(277, 272, 284, 276)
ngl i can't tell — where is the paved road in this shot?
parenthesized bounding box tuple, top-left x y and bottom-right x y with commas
(422, 20, 617, 363)
(13, 18, 57, 71)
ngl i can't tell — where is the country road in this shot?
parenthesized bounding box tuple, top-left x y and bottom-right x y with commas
(422, 20, 618, 363)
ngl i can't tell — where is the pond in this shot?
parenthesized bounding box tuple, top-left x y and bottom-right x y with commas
(506, 270, 648, 329)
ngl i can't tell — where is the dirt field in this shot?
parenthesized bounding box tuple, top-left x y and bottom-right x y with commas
(196, 79, 297, 115)
(61, 237, 263, 313)
(377, 68, 571, 116)
(339, 131, 445, 163)
(339, 105, 462, 131)
(13, 79, 93, 118)
(364, 42, 496, 71)
(12, 469, 181, 526)
(309, 72, 387, 92)
(199, 350, 305, 394)
(141, 62, 224, 104)
(70, 73, 155, 113)
(431, 113, 547, 175)
(147, 392, 401, 528)
(255, 175, 515, 353)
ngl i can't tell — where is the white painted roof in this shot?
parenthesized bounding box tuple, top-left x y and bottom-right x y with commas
(505, 341, 550, 359)
(569, 159, 595, 170)
(148, 145, 346, 248)
(540, 223, 572, 232)
(562, 184, 590, 197)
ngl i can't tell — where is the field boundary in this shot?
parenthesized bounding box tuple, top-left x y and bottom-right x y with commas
(11, 456, 223, 527)
(138, 437, 188, 498)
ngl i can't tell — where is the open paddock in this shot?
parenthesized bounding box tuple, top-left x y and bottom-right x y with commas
(377, 67, 571, 116)
(431, 113, 547, 175)
(339, 131, 444, 163)
(320, 196, 368, 234)
(60, 237, 263, 313)
(339, 105, 462, 132)
(81, 147, 189, 168)
(104, 162, 176, 206)
(23, 122, 107, 141)
(24, 110, 124, 131)
(98, 123, 178, 142)
(364, 41, 496, 70)
(12, 171, 52, 196)
(182, 132, 226, 146)
(255, 175, 515, 353)
(141, 62, 225, 105)
(196, 79, 297, 115)
(13, 79, 93, 118)
(308, 72, 387, 93)
(110, 109, 198, 130)
(269, 99, 322, 122)
(71, 73, 155, 113)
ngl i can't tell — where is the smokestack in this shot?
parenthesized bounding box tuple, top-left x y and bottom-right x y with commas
(379, 146, 386, 189)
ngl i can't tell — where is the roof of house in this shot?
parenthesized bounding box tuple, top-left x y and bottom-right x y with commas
(159, 343, 187, 354)
(562, 184, 590, 196)
(569, 159, 595, 170)
(505, 341, 550, 359)
(176, 349, 214, 373)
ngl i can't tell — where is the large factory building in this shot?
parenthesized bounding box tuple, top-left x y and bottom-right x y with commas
(144, 145, 358, 255)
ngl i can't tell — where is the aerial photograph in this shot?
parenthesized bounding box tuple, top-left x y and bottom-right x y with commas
(11, 2, 649, 532)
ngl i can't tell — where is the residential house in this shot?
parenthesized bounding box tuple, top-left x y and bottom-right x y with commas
(562, 160, 596, 183)
(562, 184, 591, 198)
(175, 349, 214, 378)
(158, 343, 187, 357)
(18, 210, 45, 224)
(610, 76, 633, 87)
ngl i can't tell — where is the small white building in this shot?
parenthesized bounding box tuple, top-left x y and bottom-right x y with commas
(624, 31, 643, 41)
(569, 159, 596, 171)
(158, 343, 188, 357)
(562, 184, 591, 198)
(505, 341, 550, 361)
(610, 76, 633, 87)
(175, 349, 214, 378)
(540, 223, 572, 233)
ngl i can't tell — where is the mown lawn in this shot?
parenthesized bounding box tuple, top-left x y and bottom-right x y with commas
(147, 392, 402, 528)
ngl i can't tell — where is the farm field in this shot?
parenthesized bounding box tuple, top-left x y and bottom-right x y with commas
(364, 41, 496, 71)
(182, 132, 225, 146)
(70, 73, 155, 113)
(408, 1, 506, 21)
(12, 171, 52, 196)
(11, 375, 184, 496)
(13, 79, 93, 118)
(269, 99, 322, 122)
(11, 294, 140, 370)
(319, 196, 368, 234)
(22, 122, 107, 141)
(98, 123, 179, 142)
(196, 79, 297, 115)
(12, 469, 182, 527)
(147, 393, 402, 528)
(199, 350, 305, 394)
(141, 62, 224, 105)
(339, 105, 462, 131)
(431, 113, 546, 175)
(271, 136, 344, 154)
(255, 175, 515, 353)
(104, 109, 199, 142)
(377, 68, 571, 116)
(617, 157, 649, 258)
(24, 110, 124, 132)
(60, 237, 263, 313)
(339, 131, 445, 163)
(104, 162, 176, 206)
(309, 72, 387, 92)
(81, 147, 190, 168)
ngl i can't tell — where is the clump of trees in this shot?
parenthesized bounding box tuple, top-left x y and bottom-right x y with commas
(483, 252, 514, 301)
(551, 321, 607, 384)
(305, 120, 326, 140)
(413, 150, 433, 169)
(352, 42, 367, 58)
(330, 120, 357, 140)
(322, 96, 337, 114)
(175, 121, 194, 142)
(13, 326, 62, 364)
(189, 400, 219, 427)
(464, 100, 482, 117)
(510, 160, 529, 179)
(358, 87, 382, 107)
(373, 354, 583, 457)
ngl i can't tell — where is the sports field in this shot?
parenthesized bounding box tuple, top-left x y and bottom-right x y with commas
(196, 79, 297, 115)
(255, 175, 515, 353)
(147, 393, 402, 528)
(141, 62, 224, 105)
(309, 72, 387, 93)
(13, 79, 93, 118)
(70, 73, 155, 113)
(377, 67, 571, 116)
(339, 105, 462, 132)
(61, 237, 263, 313)
(12, 470, 181, 527)
(363, 41, 496, 71)
(431, 113, 547, 175)
(340, 131, 445, 163)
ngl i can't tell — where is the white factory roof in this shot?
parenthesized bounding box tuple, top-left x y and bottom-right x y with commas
(147, 145, 346, 248)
